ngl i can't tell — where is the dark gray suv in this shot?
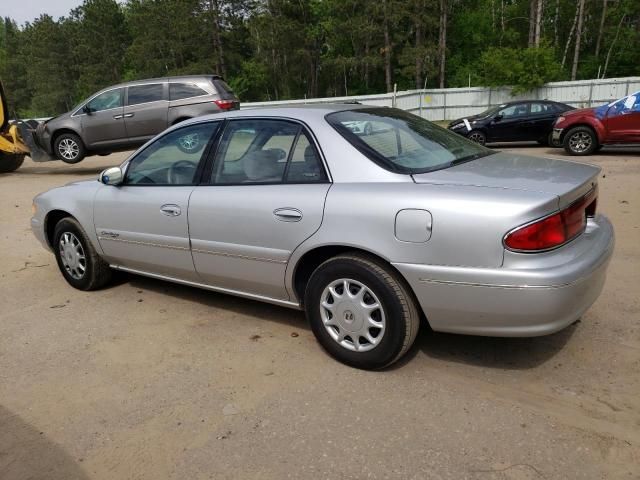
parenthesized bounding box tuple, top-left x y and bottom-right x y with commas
(35, 75, 240, 163)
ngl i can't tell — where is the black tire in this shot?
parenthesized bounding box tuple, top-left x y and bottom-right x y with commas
(53, 217, 112, 290)
(563, 126, 598, 156)
(304, 252, 420, 370)
(0, 153, 25, 173)
(537, 133, 552, 146)
(54, 133, 86, 164)
(467, 130, 486, 145)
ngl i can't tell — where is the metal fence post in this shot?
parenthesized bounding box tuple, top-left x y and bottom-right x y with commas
(418, 91, 423, 118)
(588, 80, 594, 107)
(442, 91, 447, 121)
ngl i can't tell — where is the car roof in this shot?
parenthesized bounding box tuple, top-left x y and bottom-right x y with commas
(96, 75, 223, 92)
(179, 104, 373, 125)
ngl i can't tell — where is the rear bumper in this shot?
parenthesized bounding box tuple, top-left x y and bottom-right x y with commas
(394, 215, 614, 337)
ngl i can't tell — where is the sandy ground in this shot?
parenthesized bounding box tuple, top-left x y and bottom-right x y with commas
(1, 144, 639, 479)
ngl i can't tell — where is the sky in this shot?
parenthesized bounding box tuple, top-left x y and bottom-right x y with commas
(3, 0, 84, 25)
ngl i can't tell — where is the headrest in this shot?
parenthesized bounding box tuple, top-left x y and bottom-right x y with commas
(243, 150, 282, 181)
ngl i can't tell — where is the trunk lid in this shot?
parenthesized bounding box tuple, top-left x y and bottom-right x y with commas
(412, 152, 599, 208)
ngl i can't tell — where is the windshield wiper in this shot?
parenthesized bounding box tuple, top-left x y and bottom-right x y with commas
(450, 151, 494, 166)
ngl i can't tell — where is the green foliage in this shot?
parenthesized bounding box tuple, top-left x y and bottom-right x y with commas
(479, 44, 562, 93)
(0, 0, 639, 117)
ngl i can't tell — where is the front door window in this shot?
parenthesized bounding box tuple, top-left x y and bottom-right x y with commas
(125, 122, 219, 185)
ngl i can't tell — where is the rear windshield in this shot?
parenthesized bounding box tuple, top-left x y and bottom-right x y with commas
(326, 108, 493, 174)
(211, 78, 236, 100)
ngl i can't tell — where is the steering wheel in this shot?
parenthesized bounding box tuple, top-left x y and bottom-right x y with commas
(168, 160, 197, 185)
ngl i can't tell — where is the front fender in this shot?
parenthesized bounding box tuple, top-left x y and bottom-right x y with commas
(32, 181, 104, 255)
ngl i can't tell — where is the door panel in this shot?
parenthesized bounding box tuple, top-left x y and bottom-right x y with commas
(488, 103, 530, 141)
(124, 83, 169, 143)
(605, 94, 640, 142)
(93, 121, 220, 280)
(188, 184, 330, 299)
(94, 186, 197, 279)
(80, 88, 126, 148)
(528, 102, 557, 140)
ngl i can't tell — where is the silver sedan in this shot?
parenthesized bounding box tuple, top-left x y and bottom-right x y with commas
(31, 105, 614, 369)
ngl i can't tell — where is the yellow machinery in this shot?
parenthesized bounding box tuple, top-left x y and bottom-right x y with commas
(0, 81, 30, 172)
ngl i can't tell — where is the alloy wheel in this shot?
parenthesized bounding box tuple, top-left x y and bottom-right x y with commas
(58, 138, 80, 160)
(58, 232, 86, 280)
(320, 278, 386, 352)
(468, 132, 485, 145)
(568, 132, 592, 153)
(178, 133, 200, 152)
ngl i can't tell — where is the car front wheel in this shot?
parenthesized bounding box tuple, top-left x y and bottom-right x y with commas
(305, 253, 420, 370)
(467, 130, 486, 145)
(563, 126, 598, 156)
(54, 133, 86, 164)
(53, 217, 112, 290)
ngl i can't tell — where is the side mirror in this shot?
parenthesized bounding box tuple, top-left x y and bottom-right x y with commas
(99, 167, 123, 186)
(83, 104, 93, 115)
(494, 114, 503, 122)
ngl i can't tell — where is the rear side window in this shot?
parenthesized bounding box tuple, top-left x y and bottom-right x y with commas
(127, 84, 164, 106)
(170, 83, 208, 101)
(211, 119, 327, 184)
(530, 103, 555, 114)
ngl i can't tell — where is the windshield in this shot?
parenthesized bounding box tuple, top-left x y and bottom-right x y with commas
(327, 108, 494, 174)
(476, 105, 503, 118)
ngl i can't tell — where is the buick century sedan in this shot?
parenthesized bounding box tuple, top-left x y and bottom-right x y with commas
(31, 106, 614, 369)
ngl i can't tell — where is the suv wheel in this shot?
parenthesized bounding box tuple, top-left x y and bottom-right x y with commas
(177, 132, 203, 154)
(563, 126, 598, 156)
(305, 253, 420, 370)
(54, 133, 86, 164)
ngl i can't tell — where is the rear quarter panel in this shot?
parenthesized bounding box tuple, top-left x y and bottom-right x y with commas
(286, 183, 558, 296)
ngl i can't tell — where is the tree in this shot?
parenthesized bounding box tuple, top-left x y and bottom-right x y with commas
(571, 0, 585, 80)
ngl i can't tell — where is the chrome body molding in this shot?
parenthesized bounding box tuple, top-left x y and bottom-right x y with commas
(190, 248, 288, 264)
(110, 264, 302, 310)
(98, 236, 190, 252)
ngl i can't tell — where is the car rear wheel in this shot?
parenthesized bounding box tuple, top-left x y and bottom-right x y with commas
(0, 153, 25, 173)
(176, 131, 204, 154)
(54, 133, 85, 164)
(53, 217, 112, 290)
(467, 130, 486, 145)
(304, 253, 420, 370)
(563, 126, 598, 156)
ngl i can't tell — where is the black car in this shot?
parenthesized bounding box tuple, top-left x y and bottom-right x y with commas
(447, 100, 573, 145)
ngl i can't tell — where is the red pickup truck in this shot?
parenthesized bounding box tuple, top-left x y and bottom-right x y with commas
(553, 91, 640, 155)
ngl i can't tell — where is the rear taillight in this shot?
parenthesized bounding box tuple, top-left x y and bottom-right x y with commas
(214, 99, 235, 110)
(504, 189, 597, 252)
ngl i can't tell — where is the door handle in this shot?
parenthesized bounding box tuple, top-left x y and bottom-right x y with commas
(273, 208, 302, 222)
(113, 114, 124, 120)
(124, 113, 135, 118)
(160, 204, 181, 216)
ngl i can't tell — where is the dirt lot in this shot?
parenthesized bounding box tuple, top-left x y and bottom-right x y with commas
(1, 144, 639, 479)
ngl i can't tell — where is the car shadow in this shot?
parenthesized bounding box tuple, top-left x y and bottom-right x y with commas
(120, 273, 577, 371)
(125, 274, 309, 331)
(395, 320, 578, 371)
(0, 405, 90, 480)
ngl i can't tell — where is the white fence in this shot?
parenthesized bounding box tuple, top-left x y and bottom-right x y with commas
(243, 77, 640, 121)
